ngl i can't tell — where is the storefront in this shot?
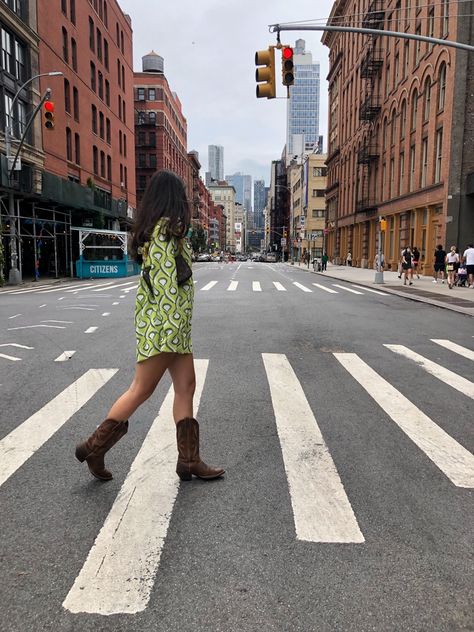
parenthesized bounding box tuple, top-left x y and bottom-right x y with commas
(73, 228, 140, 279)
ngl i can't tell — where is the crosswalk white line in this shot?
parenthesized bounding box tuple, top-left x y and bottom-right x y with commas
(63, 360, 209, 615)
(201, 281, 217, 291)
(312, 283, 338, 294)
(262, 353, 364, 543)
(0, 344, 34, 349)
(8, 324, 66, 330)
(293, 282, 312, 293)
(384, 345, 474, 400)
(67, 282, 116, 293)
(0, 369, 118, 488)
(430, 339, 474, 362)
(37, 283, 96, 294)
(92, 281, 135, 292)
(0, 353, 21, 362)
(253, 281, 262, 292)
(334, 353, 474, 488)
(273, 282, 287, 291)
(333, 284, 364, 295)
(85, 327, 98, 334)
(351, 285, 389, 296)
(54, 351, 76, 362)
(227, 281, 238, 291)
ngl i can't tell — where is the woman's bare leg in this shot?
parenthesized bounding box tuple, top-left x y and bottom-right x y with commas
(106, 353, 177, 421)
(168, 353, 196, 423)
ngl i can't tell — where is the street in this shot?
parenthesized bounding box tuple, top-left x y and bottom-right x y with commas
(0, 262, 473, 632)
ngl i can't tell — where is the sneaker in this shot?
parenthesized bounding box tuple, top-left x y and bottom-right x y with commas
(432, 279, 437, 283)
(409, 282, 413, 286)
(442, 280, 445, 284)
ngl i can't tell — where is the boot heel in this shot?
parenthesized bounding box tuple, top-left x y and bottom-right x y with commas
(177, 471, 192, 481)
(75, 443, 88, 463)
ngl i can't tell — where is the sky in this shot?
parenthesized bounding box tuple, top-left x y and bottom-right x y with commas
(119, 0, 335, 185)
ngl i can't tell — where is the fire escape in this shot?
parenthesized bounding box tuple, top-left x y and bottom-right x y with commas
(356, 0, 385, 215)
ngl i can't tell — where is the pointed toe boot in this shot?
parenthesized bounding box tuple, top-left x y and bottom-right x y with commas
(176, 417, 225, 481)
(75, 419, 128, 481)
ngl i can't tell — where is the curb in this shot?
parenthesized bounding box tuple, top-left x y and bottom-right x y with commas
(284, 263, 474, 317)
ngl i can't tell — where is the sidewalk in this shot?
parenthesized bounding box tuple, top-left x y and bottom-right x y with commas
(286, 261, 474, 317)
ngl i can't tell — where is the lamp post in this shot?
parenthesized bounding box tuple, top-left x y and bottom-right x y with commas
(274, 183, 291, 262)
(5, 71, 63, 284)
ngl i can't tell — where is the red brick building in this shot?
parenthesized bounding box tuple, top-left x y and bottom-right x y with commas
(323, 0, 474, 273)
(134, 52, 188, 201)
(38, 0, 136, 220)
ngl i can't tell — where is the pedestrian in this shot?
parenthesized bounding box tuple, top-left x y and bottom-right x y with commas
(412, 247, 421, 279)
(374, 252, 385, 270)
(433, 244, 447, 283)
(463, 243, 474, 288)
(321, 252, 328, 271)
(75, 170, 224, 482)
(401, 246, 414, 285)
(346, 251, 352, 266)
(445, 246, 460, 289)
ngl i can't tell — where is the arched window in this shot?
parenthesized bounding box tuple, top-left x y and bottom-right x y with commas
(438, 63, 446, 110)
(390, 110, 396, 146)
(423, 77, 431, 121)
(411, 90, 418, 131)
(383, 117, 388, 150)
(64, 78, 71, 113)
(73, 87, 79, 121)
(400, 100, 407, 139)
(66, 127, 72, 161)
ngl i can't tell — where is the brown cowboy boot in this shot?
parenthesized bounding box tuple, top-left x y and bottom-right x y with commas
(176, 418, 225, 481)
(75, 419, 128, 481)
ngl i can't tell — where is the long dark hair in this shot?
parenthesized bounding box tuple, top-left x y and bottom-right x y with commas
(130, 170, 190, 261)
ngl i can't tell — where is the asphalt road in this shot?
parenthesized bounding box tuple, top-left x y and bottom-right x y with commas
(0, 262, 473, 632)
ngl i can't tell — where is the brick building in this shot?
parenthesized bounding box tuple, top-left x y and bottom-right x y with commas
(134, 51, 188, 202)
(323, 0, 474, 273)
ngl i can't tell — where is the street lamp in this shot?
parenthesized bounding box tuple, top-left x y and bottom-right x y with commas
(4, 71, 63, 284)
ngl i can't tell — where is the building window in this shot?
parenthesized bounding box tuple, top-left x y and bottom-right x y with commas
(117, 59, 121, 86)
(399, 152, 405, 195)
(441, 0, 449, 36)
(91, 104, 97, 133)
(64, 78, 71, 113)
(74, 133, 80, 164)
(123, 134, 127, 156)
(62, 27, 69, 63)
(409, 145, 416, 191)
(428, 7, 435, 52)
(138, 153, 146, 168)
(70, 0, 76, 24)
(383, 117, 388, 150)
(66, 127, 72, 161)
(385, 64, 390, 97)
(148, 88, 156, 101)
(17, 99, 26, 136)
(389, 158, 395, 197)
(96, 28, 102, 61)
(61, 0, 67, 15)
(435, 128, 443, 182)
(149, 111, 156, 124)
(313, 167, 327, 177)
(119, 130, 122, 154)
(423, 77, 431, 122)
(89, 17, 95, 52)
(107, 155, 112, 181)
(103, 1, 108, 27)
(104, 39, 109, 69)
(118, 95, 122, 119)
(148, 132, 155, 147)
(421, 138, 428, 187)
(1, 28, 12, 74)
(390, 111, 396, 146)
(405, 0, 411, 27)
(90, 61, 96, 91)
(73, 87, 79, 121)
(99, 111, 104, 139)
(120, 163, 123, 185)
(438, 63, 446, 110)
(124, 166, 128, 188)
(71, 38, 77, 71)
(120, 30, 124, 54)
(149, 154, 157, 169)
(122, 102, 126, 124)
(116, 22, 119, 46)
(414, 25, 421, 66)
(411, 91, 418, 131)
(14, 40, 25, 81)
(105, 79, 110, 105)
(100, 150, 105, 178)
(382, 163, 386, 199)
(394, 52, 399, 87)
(121, 65, 125, 91)
(98, 71, 103, 99)
(400, 100, 407, 139)
(106, 117, 111, 144)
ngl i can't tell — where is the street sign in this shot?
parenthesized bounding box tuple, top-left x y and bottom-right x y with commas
(281, 237, 287, 246)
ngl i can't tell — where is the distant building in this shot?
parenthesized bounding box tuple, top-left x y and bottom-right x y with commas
(286, 39, 321, 161)
(208, 182, 236, 252)
(208, 144, 224, 182)
(254, 179, 266, 228)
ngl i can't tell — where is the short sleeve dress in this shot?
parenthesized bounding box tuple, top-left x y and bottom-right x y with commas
(135, 219, 194, 362)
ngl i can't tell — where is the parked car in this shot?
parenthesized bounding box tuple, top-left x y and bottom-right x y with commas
(196, 253, 212, 262)
(264, 253, 278, 262)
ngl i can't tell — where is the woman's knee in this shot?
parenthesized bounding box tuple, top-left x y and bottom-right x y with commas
(174, 375, 196, 398)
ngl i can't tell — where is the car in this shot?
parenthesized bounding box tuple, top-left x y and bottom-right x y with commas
(264, 253, 278, 262)
(196, 253, 211, 262)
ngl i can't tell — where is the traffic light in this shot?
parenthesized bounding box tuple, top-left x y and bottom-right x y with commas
(255, 47, 276, 99)
(281, 46, 294, 87)
(380, 218, 387, 231)
(44, 101, 55, 130)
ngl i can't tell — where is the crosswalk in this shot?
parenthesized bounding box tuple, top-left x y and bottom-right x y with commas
(0, 280, 139, 295)
(193, 280, 391, 296)
(0, 338, 472, 615)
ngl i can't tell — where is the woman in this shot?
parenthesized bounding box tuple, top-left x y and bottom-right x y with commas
(75, 171, 224, 482)
(445, 245, 460, 289)
(412, 247, 420, 279)
(402, 247, 413, 285)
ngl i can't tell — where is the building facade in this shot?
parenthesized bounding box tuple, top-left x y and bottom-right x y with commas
(134, 52, 188, 202)
(208, 144, 223, 182)
(253, 178, 266, 228)
(323, 0, 474, 272)
(286, 39, 321, 160)
(267, 157, 290, 259)
(225, 171, 252, 214)
(209, 182, 236, 252)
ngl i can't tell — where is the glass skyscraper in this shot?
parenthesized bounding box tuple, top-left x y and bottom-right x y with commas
(286, 39, 320, 160)
(208, 145, 224, 181)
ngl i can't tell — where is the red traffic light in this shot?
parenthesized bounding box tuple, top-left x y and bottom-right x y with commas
(44, 101, 55, 112)
(282, 47, 293, 60)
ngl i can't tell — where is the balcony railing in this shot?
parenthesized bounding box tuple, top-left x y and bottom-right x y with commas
(360, 49, 384, 78)
(360, 98, 381, 121)
(357, 146, 380, 164)
(362, 0, 385, 29)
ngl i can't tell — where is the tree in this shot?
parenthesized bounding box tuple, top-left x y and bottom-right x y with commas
(190, 225, 207, 252)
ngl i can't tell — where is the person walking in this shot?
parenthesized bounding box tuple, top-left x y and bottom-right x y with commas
(445, 246, 460, 289)
(463, 243, 474, 288)
(401, 246, 414, 285)
(75, 171, 224, 482)
(433, 244, 446, 283)
(412, 247, 421, 279)
(321, 252, 328, 271)
(346, 251, 352, 266)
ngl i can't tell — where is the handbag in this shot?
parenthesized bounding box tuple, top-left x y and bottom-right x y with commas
(446, 263, 454, 271)
(175, 249, 192, 286)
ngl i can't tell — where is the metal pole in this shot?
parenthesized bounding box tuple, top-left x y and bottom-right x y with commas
(374, 218, 384, 284)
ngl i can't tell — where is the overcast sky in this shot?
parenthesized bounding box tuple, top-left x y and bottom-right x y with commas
(119, 0, 335, 185)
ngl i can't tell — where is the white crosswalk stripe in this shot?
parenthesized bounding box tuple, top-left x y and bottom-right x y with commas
(201, 281, 217, 291)
(273, 282, 287, 291)
(430, 339, 474, 362)
(227, 281, 238, 291)
(312, 283, 338, 294)
(351, 285, 389, 296)
(333, 284, 364, 294)
(253, 281, 262, 292)
(293, 282, 312, 293)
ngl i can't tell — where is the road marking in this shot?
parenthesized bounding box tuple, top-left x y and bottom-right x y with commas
(120, 295, 126, 298)
(55, 351, 76, 362)
(61, 307, 96, 311)
(0, 344, 34, 349)
(253, 281, 262, 292)
(0, 353, 21, 362)
(37, 283, 94, 294)
(8, 324, 66, 331)
(66, 282, 115, 293)
(430, 339, 474, 362)
(8, 314, 22, 319)
(384, 345, 474, 400)
(63, 360, 209, 615)
(112, 302, 120, 305)
(42, 320, 73, 324)
(262, 353, 364, 543)
(92, 281, 135, 292)
(293, 282, 312, 293)
(85, 327, 98, 334)
(201, 281, 217, 291)
(333, 284, 364, 295)
(123, 285, 138, 292)
(273, 282, 287, 291)
(334, 353, 474, 488)
(312, 283, 338, 294)
(0, 369, 118, 488)
(227, 281, 238, 291)
(351, 285, 389, 296)
(38, 304, 47, 309)
(58, 297, 65, 301)
(102, 312, 111, 317)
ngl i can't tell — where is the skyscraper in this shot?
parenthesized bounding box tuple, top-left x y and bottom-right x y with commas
(253, 180, 266, 229)
(286, 39, 320, 162)
(225, 173, 252, 213)
(208, 145, 224, 182)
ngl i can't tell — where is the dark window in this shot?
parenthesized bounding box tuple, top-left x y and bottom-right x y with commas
(137, 111, 146, 125)
(103, 1, 108, 27)
(138, 131, 146, 145)
(148, 88, 156, 101)
(119, 131, 122, 154)
(1, 28, 13, 74)
(120, 30, 124, 53)
(124, 166, 128, 188)
(104, 39, 109, 69)
(117, 59, 121, 86)
(106, 117, 111, 144)
(14, 40, 25, 81)
(70, 0, 76, 24)
(138, 175, 146, 190)
(61, 0, 67, 15)
(122, 102, 126, 124)
(149, 132, 156, 147)
(99, 111, 104, 138)
(96, 28, 102, 61)
(118, 95, 121, 119)
(71, 38, 77, 71)
(107, 155, 112, 181)
(120, 163, 123, 184)
(149, 154, 157, 169)
(62, 27, 69, 63)
(89, 17, 95, 52)
(90, 61, 96, 91)
(74, 133, 80, 164)
(123, 134, 127, 156)
(121, 65, 125, 91)
(73, 87, 79, 121)
(105, 79, 110, 105)
(116, 22, 119, 46)
(138, 153, 146, 168)
(64, 78, 71, 113)
(66, 127, 72, 161)
(91, 104, 97, 133)
(98, 0, 103, 19)
(98, 71, 103, 99)
(137, 88, 145, 101)
(149, 111, 156, 124)
(100, 150, 105, 177)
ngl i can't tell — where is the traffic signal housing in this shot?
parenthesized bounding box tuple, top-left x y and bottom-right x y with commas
(44, 101, 55, 130)
(380, 218, 387, 231)
(282, 46, 294, 87)
(255, 47, 276, 99)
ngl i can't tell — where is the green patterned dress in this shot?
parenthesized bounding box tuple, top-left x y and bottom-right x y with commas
(135, 220, 194, 362)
